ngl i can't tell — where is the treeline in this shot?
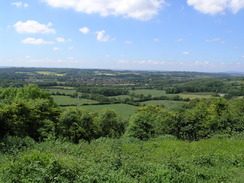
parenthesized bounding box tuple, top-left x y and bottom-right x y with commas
(0, 85, 243, 143)
(165, 78, 244, 98)
(0, 86, 126, 142)
(127, 98, 243, 141)
(77, 86, 129, 96)
(52, 89, 188, 106)
(165, 79, 224, 93)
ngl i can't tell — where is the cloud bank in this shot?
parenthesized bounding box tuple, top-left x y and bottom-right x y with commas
(96, 30, 110, 42)
(187, 0, 244, 15)
(79, 27, 90, 34)
(11, 1, 29, 8)
(14, 20, 56, 34)
(22, 38, 54, 45)
(42, 0, 165, 20)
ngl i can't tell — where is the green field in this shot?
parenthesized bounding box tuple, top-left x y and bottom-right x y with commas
(15, 72, 35, 75)
(129, 90, 215, 100)
(140, 100, 186, 109)
(80, 104, 137, 118)
(108, 95, 132, 99)
(129, 89, 167, 97)
(48, 89, 77, 95)
(50, 89, 216, 116)
(52, 95, 98, 106)
(179, 92, 214, 99)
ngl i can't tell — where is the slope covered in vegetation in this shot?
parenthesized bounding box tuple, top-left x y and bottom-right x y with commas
(0, 85, 243, 182)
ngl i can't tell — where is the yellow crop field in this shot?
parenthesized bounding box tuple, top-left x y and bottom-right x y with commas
(36, 71, 65, 76)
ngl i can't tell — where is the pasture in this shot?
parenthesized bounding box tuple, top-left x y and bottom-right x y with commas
(52, 95, 98, 106)
(80, 104, 137, 118)
(129, 89, 167, 97)
(178, 92, 214, 99)
(140, 100, 186, 109)
(48, 89, 77, 95)
(49, 88, 216, 118)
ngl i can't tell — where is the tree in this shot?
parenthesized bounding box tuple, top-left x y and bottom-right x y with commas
(0, 86, 60, 140)
(126, 105, 163, 140)
(95, 110, 125, 138)
(58, 108, 96, 143)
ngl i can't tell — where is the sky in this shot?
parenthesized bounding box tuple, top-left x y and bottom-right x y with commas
(0, 0, 244, 72)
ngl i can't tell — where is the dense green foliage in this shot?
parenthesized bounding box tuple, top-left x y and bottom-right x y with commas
(127, 98, 244, 141)
(0, 85, 243, 142)
(0, 86, 126, 143)
(0, 85, 60, 140)
(165, 79, 224, 93)
(57, 108, 125, 143)
(0, 136, 243, 182)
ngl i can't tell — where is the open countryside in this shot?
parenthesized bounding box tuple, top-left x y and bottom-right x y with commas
(1, 0, 244, 182)
(0, 67, 243, 182)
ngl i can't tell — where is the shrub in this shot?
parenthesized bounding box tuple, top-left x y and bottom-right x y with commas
(0, 151, 79, 182)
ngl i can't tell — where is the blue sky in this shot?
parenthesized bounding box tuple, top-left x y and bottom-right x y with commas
(0, 0, 244, 72)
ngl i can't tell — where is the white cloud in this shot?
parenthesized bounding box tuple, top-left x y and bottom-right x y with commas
(56, 37, 65, 42)
(117, 60, 129, 64)
(29, 58, 80, 64)
(125, 40, 133, 44)
(182, 51, 190, 55)
(96, 30, 110, 42)
(135, 60, 146, 64)
(206, 38, 221, 42)
(53, 47, 60, 51)
(187, 0, 244, 15)
(13, 20, 56, 34)
(79, 27, 90, 34)
(206, 38, 225, 44)
(154, 38, 160, 42)
(134, 60, 166, 65)
(11, 2, 29, 8)
(69, 46, 74, 50)
(242, 56, 244, 59)
(42, 0, 166, 21)
(22, 38, 54, 45)
(174, 38, 184, 42)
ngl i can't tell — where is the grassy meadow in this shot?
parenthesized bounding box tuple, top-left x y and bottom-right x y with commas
(48, 89, 77, 95)
(140, 100, 186, 109)
(129, 89, 168, 97)
(178, 92, 214, 99)
(129, 89, 215, 100)
(48, 89, 217, 117)
(80, 104, 137, 118)
(52, 95, 99, 106)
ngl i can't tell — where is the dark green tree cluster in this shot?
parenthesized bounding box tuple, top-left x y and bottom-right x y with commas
(165, 79, 224, 94)
(0, 85, 60, 140)
(57, 108, 125, 143)
(0, 86, 126, 143)
(127, 98, 244, 141)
